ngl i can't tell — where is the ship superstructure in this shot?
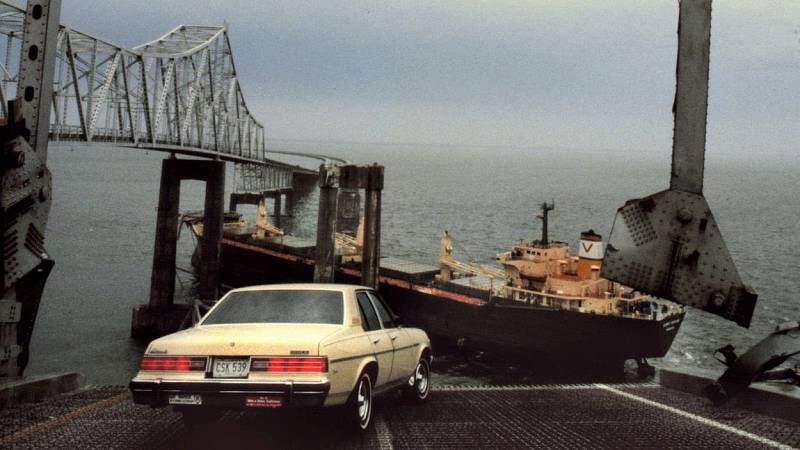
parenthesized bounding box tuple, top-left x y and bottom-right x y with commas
(474, 203, 675, 320)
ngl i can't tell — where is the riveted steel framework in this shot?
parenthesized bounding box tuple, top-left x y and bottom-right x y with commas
(234, 164, 294, 193)
(0, 0, 299, 191)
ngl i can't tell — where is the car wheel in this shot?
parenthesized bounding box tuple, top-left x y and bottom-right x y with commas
(405, 358, 431, 402)
(179, 407, 222, 428)
(347, 372, 373, 431)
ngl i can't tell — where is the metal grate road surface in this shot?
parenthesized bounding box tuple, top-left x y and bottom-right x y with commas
(1, 384, 798, 449)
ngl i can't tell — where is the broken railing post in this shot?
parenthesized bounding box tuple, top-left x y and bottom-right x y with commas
(314, 164, 339, 283)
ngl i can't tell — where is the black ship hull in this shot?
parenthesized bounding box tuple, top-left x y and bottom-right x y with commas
(215, 237, 684, 369)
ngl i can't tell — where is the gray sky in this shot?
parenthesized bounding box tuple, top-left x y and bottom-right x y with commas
(57, 1, 799, 158)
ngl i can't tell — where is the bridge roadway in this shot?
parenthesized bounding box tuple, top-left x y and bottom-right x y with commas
(1, 380, 798, 449)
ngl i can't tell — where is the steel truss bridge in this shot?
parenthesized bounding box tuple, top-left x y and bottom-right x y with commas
(0, 0, 326, 192)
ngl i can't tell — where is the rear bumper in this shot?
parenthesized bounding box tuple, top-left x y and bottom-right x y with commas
(129, 378, 330, 409)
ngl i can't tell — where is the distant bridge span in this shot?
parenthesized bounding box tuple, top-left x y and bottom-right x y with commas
(0, 0, 340, 190)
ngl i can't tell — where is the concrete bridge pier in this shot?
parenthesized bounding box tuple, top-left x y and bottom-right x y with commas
(361, 165, 384, 290)
(131, 158, 225, 340)
(313, 164, 384, 289)
(198, 161, 225, 303)
(272, 192, 282, 228)
(313, 165, 339, 283)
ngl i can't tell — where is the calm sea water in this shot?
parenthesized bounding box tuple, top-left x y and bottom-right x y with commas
(26, 143, 799, 385)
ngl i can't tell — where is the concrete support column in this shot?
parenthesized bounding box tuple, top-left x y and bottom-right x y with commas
(274, 193, 282, 228)
(361, 165, 383, 290)
(148, 159, 181, 309)
(198, 160, 225, 302)
(228, 194, 238, 212)
(134, 158, 225, 339)
(314, 165, 339, 283)
(284, 189, 294, 212)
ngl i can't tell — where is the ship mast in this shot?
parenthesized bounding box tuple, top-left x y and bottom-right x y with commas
(537, 201, 555, 246)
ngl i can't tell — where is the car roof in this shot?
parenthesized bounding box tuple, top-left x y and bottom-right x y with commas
(227, 283, 371, 294)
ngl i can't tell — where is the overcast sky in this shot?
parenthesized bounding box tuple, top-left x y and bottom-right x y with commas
(54, 1, 799, 158)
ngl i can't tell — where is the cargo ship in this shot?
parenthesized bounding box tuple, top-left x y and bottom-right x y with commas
(184, 201, 684, 372)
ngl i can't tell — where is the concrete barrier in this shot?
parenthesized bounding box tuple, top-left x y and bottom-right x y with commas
(0, 372, 83, 408)
(657, 367, 800, 423)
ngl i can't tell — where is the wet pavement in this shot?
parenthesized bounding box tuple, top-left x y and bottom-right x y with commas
(2, 379, 799, 449)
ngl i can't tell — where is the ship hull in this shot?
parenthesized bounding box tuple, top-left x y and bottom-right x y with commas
(216, 238, 684, 368)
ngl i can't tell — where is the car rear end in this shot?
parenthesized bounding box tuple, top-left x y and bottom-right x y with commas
(130, 352, 332, 409)
(130, 286, 347, 411)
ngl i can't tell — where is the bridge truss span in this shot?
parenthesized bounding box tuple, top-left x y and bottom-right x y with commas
(60, 24, 265, 162)
(0, 0, 277, 170)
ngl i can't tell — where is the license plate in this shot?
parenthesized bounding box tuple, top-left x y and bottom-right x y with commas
(168, 394, 202, 405)
(212, 357, 250, 378)
(245, 396, 283, 409)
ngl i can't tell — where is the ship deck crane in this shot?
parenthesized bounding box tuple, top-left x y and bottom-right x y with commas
(336, 217, 364, 263)
(437, 231, 509, 285)
(252, 199, 284, 239)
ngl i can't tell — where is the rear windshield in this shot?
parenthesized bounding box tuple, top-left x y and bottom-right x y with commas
(202, 290, 343, 325)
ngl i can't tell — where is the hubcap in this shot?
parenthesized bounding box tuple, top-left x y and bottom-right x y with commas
(415, 363, 429, 395)
(357, 378, 370, 422)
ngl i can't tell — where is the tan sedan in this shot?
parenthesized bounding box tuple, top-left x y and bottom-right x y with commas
(129, 284, 432, 430)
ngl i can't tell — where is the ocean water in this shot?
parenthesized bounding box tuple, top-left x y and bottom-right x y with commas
(26, 143, 799, 385)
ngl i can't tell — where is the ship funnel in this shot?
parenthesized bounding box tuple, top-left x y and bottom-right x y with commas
(577, 230, 603, 279)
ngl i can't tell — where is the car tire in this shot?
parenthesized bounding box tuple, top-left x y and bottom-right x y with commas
(179, 407, 222, 428)
(404, 358, 431, 402)
(347, 372, 373, 431)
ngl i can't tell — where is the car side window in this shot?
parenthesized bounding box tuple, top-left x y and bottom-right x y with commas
(367, 292, 396, 329)
(356, 292, 381, 331)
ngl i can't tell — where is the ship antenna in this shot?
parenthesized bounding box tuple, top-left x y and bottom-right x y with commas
(536, 201, 555, 245)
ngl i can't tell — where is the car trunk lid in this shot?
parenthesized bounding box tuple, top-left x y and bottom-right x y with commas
(146, 323, 343, 357)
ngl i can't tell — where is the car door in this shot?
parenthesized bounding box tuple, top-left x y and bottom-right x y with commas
(355, 291, 394, 388)
(367, 291, 416, 382)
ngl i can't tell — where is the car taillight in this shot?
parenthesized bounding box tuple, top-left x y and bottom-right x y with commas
(139, 356, 207, 371)
(251, 356, 328, 373)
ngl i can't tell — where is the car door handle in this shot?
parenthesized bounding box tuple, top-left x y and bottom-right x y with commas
(390, 335, 398, 341)
(373, 338, 381, 344)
